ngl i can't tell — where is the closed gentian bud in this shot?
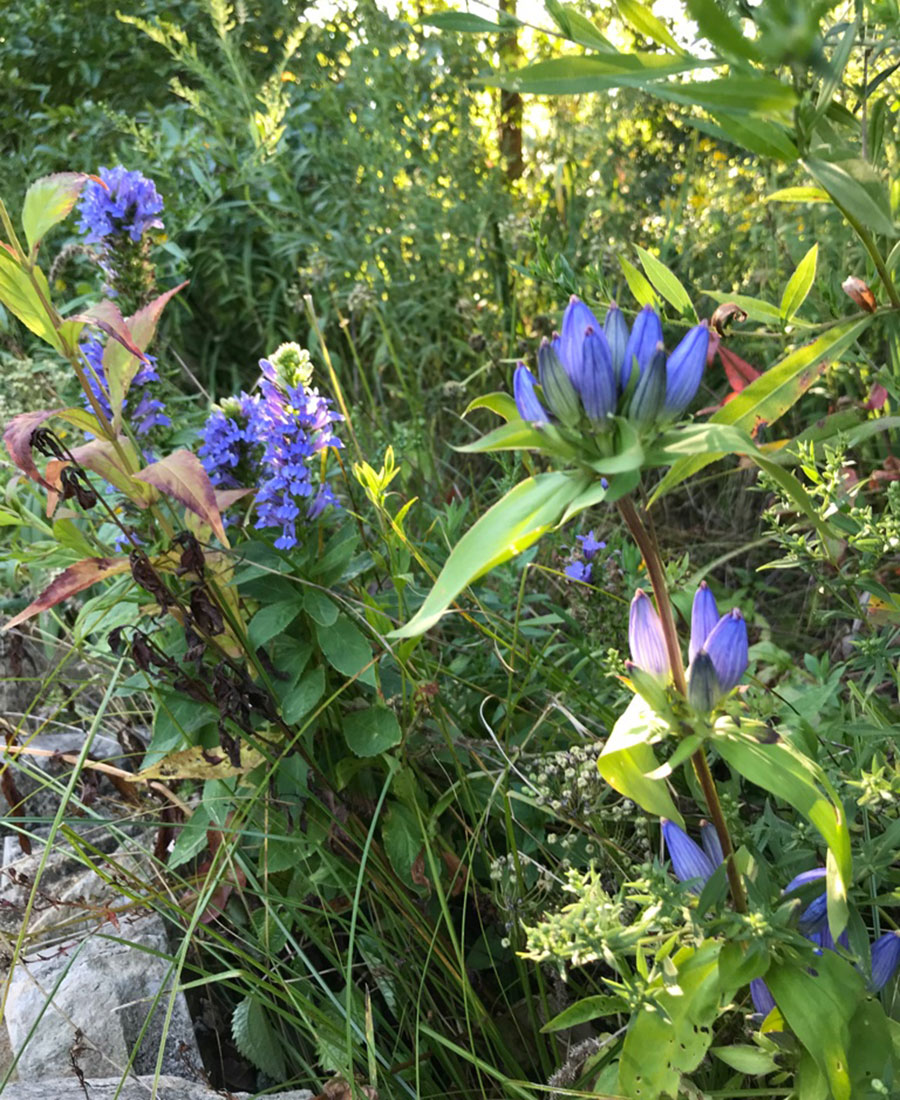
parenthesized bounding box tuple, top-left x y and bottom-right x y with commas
(688, 651, 719, 713)
(664, 321, 710, 415)
(621, 304, 663, 390)
(784, 868, 828, 893)
(700, 820, 724, 867)
(514, 363, 549, 423)
(662, 819, 716, 894)
(629, 344, 666, 426)
(538, 338, 582, 426)
(628, 589, 670, 680)
(870, 930, 900, 991)
(604, 301, 629, 384)
(559, 296, 601, 389)
(703, 608, 748, 694)
(797, 892, 828, 934)
(690, 581, 719, 663)
(580, 328, 616, 421)
(750, 978, 776, 1016)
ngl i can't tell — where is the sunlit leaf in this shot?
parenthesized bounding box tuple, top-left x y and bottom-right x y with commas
(780, 243, 818, 321)
(619, 255, 658, 308)
(765, 186, 831, 203)
(804, 157, 897, 237)
(635, 246, 696, 319)
(462, 392, 520, 422)
(0, 251, 62, 350)
(22, 173, 90, 254)
(615, 0, 683, 53)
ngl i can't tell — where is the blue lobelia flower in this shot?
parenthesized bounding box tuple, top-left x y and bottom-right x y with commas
(628, 589, 670, 680)
(79, 335, 170, 436)
(661, 819, 718, 895)
(685, 584, 749, 710)
(77, 166, 164, 245)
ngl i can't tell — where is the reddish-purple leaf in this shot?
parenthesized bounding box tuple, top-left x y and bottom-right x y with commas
(215, 488, 254, 511)
(133, 450, 228, 546)
(4, 408, 65, 488)
(104, 282, 188, 425)
(72, 300, 146, 361)
(3, 557, 130, 631)
(44, 437, 155, 514)
(719, 346, 762, 392)
(22, 173, 91, 254)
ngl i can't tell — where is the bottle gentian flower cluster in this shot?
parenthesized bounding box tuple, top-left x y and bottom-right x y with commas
(198, 343, 343, 550)
(628, 582, 749, 711)
(514, 297, 709, 429)
(660, 822, 900, 1005)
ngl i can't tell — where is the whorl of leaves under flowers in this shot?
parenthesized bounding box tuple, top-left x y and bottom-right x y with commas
(198, 346, 343, 550)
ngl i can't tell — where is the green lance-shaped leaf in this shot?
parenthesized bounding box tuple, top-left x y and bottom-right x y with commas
(615, 0, 684, 53)
(684, 112, 799, 161)
(635, 245, 697, 320)
(803, 157, 897, 237)
(21, 173, 90, 256)
(390, 470, 590, 638)
(456, 419, 579, 462)
(780, 243, 818, 322)
(618, 254, 659, 308)
(683, 0, 762, 63)
(765, 186, 830, 204)
(712, 718, 851, 933)
(0, 249, 63, 351)
(597, 695, 684, 826)
(650, 316, 874, 503)
(766, 951, 862, 1100)
(700, 289, 783, 325)
(421, 11, 516, 32)
(543, 0, 614, 52)
(462, 392, 520, 422)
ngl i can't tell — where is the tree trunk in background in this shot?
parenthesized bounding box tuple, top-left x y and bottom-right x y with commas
(498, 0, 523, 180)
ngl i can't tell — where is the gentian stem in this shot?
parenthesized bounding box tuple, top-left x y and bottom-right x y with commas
(617, 495, 748, 914)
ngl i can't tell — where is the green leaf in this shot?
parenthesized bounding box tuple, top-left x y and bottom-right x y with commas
(462, 392, 520, 422)
(281, 665, 325, 725)
(382, 801, 425, 889)
(700, 289, 783, 325)
(343, 705, 402, 757)
(317, 614, 376, 687)
(488, 53, 702, 96)
(544, 1, 614, 51)
(635, 246, 697, 319)
(619, 255, 658, 308)
(232, 997, 286, 1080)
(303, 588, 339, 627)
(421, 11, 511, 31)
(683, 111, 799, 161)
(390, 470, 590, 638)
(710, 1045, 779, 1074)
(684, 0, 761, 62)
(0, 251, 62, 350)
(248, 598, 304, 649)
(781, 244, 818, 321)
(765, 186, 831, 203)
(766, 952, 861, 1100)
(615, 0, 683, 52)
(542, 995, 627, 1032)
(813, 19, 858, 125)
(713, 719, 852, 905)
(597, 695, 684, 826)
(650, 317, 874, 503)
(649, 423, 756, 461)
(456, 419, 578, 459)
(21, 173, 89, 254)
(803, 157, 897, 237)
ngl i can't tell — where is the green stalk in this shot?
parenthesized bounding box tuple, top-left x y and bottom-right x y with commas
(617, 495, 748, 914)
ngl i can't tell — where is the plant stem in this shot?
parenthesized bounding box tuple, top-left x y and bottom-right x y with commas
(618, 495, 748, 914)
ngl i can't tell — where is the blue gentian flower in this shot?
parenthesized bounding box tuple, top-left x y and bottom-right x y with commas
(77, 166, 164, 244)
(750, 978, 776, 1016)
(564, 560, 592, 583)
(628, 589, 670, 680)
(578, 530, 606, 557)
(700, 819, 724, 866)
(870, 931, 900, 991)
(661, 819, 718, 895)
(515, 297, 710, 430)
(686, 584, 748, 709)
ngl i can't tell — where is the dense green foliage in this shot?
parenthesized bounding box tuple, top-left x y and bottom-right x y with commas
(2, 1, 900, 1098)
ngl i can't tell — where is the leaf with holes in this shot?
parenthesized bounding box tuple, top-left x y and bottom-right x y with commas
(22, 173, 90, 254)
(133, 449, 228, 546)
(3, 557, 130, 631)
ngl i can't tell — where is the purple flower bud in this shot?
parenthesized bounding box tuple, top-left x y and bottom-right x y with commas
(580, 328, 617, 420)
(538, 339, 582, 426)
(629, 344, 666, 426)
(797, 892, 828, 934)
(700, 820, 724, 866)
(750, 978, 776, 1016)
(703, 608, 748, 694)
(559, 296, 601, 388)
(687, 651, 719, 713)
(621, 304, 663, 391)
(604, 301, 629, 385)
(662, 819, 716, 894)
(513, 363, 549, 423)
(628, 589, 670, 680)
(870, 931, 900, 991)
(783, 868, 828, 894)
(689, 581, 720, 663)
(664, 321, 710, 415)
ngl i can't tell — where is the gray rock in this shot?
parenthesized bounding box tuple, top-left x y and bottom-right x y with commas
(0, 1076, 314, 1099)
